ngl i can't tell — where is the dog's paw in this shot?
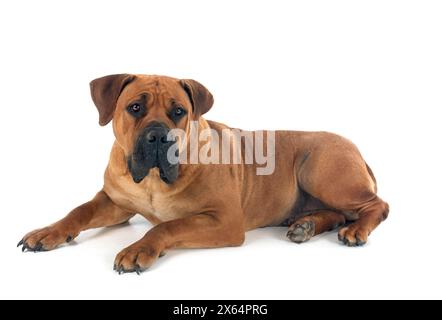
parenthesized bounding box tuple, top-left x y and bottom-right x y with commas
(17, 226, 76, 252)
(287, 220, 315, 243)
(114, 243, 163, 275)
(338, 224, 368, 247)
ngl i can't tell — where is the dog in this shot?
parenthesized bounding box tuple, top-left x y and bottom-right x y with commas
(18, 74, 389, 274)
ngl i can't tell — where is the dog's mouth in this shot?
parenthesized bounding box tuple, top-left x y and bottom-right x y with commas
(127, 123, 179, 184)
(128, 157, 178, 184)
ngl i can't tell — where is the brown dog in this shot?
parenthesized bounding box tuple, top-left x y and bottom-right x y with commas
(18, 74, 389, 274)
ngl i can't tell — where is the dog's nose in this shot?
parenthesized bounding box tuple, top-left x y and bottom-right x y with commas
(145, 124, 169, 144)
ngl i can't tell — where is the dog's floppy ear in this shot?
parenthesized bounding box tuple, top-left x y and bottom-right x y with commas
(180, 79, 214, 118)
(90, 74, 135, 126)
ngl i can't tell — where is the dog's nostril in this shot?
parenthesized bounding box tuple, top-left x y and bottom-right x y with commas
(160, 136, 168, 144)
(148, 135, 157, 143)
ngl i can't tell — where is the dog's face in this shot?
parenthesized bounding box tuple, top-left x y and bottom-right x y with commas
(90, 74, 213, 184)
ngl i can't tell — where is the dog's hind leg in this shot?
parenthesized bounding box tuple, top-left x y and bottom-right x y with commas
(287, 210, 346, 243)
(337, 196, 389, 246)
(297, 133, 389, 246)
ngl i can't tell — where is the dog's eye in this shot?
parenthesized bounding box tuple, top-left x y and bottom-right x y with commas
(130, 104, 140, 112)
(174, 106, 185, 117)
(169, 105, 187, 122)
(127, 103, 145, 118)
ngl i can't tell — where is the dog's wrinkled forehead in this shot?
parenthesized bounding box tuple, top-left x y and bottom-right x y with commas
(119, 75, 190, 107)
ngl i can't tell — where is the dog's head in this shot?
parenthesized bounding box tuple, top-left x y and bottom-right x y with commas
(90, 74, 213, 184)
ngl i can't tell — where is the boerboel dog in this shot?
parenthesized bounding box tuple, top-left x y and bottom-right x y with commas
(18, 74, 389, 274)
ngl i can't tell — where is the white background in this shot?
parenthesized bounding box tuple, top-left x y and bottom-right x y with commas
(1, 0, 441, 300)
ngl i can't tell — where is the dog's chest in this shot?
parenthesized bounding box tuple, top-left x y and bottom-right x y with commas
(104, 174, 189, 224)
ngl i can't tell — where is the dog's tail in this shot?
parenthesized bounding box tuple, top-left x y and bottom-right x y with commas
(365, 163, 378, 193)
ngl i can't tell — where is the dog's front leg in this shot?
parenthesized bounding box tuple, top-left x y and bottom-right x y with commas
(114, 211, 245, 274)
(18, 190, 134, 252)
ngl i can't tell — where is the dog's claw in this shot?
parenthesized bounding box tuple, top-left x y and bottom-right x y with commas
(34, 242, 43, 252)
(114, 264, 144, 275)
(355, 236, 366, 246)
(20, 241, 46, 252)
(66, 235, 72, 243)
(17, 239, 24, 247)
(118, 266, 124, 275)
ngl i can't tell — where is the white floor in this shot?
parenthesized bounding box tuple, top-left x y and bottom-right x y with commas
(4, 200, 441, 299)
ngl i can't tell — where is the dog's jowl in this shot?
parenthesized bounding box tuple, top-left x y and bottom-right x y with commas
(18, 74, 389, 274)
